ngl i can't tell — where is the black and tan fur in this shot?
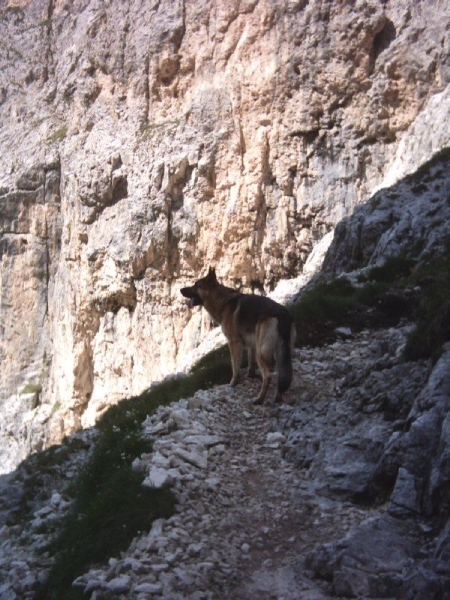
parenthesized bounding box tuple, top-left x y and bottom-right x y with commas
(181, 267, 296, 404)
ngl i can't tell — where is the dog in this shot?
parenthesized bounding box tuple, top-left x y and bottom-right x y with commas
(181, 267, 296, 404)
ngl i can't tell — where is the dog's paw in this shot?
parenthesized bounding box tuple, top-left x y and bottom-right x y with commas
(252, 396, 264, 405)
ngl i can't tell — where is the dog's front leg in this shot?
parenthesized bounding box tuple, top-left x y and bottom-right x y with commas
(228, 339, 243, 387)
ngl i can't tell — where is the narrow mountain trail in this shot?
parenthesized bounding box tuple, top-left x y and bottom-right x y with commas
(74, 328, 406, 599)
(197, 382, 365, 600)
(2, 325, 432, 599)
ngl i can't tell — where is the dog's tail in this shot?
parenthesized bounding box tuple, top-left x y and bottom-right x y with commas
(276, 314, 296, 400)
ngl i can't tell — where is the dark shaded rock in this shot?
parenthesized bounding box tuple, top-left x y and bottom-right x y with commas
(400, 563, 450, 600)
(322, 148, 450, 276)
(16, 166, 45, 191)
(306, 514, 420, 598)
(367, 346, 450, 515)
(388, 467, 422, 517)
(303, 346, 450, 598)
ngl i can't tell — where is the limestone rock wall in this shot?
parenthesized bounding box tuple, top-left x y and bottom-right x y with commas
(0, 0, 449, 471)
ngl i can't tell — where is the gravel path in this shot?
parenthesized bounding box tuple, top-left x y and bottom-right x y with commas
(3, 326, 427, 600)
(75, 330, 399, 599)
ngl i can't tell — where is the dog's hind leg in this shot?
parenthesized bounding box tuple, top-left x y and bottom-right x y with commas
(228, 339, 243, 387)
(273, 320, 296, 403)
(252, 320, 277, 405)
(247, 346, 257, 378)
(252, 355, 272, 404)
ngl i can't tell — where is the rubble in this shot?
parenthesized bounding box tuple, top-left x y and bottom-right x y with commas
(1, 326, 448, 599)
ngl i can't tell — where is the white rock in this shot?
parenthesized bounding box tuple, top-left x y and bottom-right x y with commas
(50, 492, 62, 507)
(335, 327, 353, 338)
(175, 448, 208, 469)
(205, 477, 221, 489)
(148, 518, 165, 539)
(106, 576, 131, 593)
(151, 562, 169, 573)
(135, 582, 163, 594)
(266, 432, 286, 444)
(170, 408, 191, 428)
(142, 467, 174, 489)
(151, 451, 171, 469)
(183, 434, 226, 447)
(188, 542, 203, 556)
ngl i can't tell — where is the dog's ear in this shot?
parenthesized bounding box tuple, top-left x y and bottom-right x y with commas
(207, 266, 216, 280)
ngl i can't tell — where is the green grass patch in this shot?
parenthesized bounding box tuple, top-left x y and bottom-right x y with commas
(288, 277, 357, 326)
(20, 382, 42, 395)
(51, 401, 61, 414)
(21, 16, 54, 32)
(403, 250, 450, 362)
(359, 256, 416, 284)
(139, 119, 180, 141)
(35, 343, 232, 599)
(38, 470, 174, 600)
(48, 125, 67, 143)
(1, 6, 24, 17)
(287, 277, 390, 345)
(37, 18, 52, 28)
(289, 249, 450, 360)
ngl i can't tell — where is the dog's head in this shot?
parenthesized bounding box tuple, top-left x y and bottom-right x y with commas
(180, 267, 217, 309)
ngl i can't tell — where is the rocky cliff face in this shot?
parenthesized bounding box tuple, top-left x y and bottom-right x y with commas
(1, 0, 450, 471)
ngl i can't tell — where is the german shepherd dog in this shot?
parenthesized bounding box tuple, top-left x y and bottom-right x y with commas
(181, 267, 296, 404)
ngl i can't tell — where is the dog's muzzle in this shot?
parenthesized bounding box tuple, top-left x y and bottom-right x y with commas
(180, 286, 203, 308)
